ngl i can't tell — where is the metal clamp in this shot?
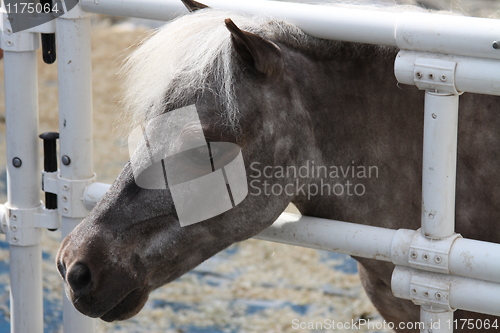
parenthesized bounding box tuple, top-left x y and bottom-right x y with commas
(413, 57, 459, 95)
(42, 171, 97, 218)
(1, 203, 60, 246)
(391, 229, 462, 274)
(0, 12, 40, 52)
(410, 273, 452, 311)
(408, 230, 462, 274)
(2, 204, 40, 246)
(392, 266, 455, 312)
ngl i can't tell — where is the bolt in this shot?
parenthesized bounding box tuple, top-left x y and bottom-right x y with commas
(63, 208, 69, 214)
(428, 73, 434, 80)
(440, 74, 447, 82)
(434, 256, 442, 264)
(423, 254, 429, 261)
(11, 214, 17, 221)
(411, 251, 418, 259)
(62, 155, 71, 165)
(432, 113, 437, 119)
(6, 40, 13, 47)
(10, 226, 17, 232)
(11, 237, 18, 243)
(12, 157, 22, 168)
(415, 72, 422, 79)
(435, 292, 442, 300)
(6, 28, 12, 35)
(62, 185, 69, 191)
(62, 196, 68, 202)
(412, 288, 418, 294)
(428, 213, 435, 220)
(423, 291, 429, 297)
(428, 329, 433, 333)
(493, 41, 500, 50)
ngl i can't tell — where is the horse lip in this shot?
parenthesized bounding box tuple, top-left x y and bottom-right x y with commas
(99, 288, 148, 322)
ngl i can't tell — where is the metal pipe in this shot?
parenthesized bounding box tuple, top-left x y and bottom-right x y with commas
(420, 307, 453, 333)
(9, 245, 43, 333)
(392, 267, 500, 318)
(254, 213, 396, 262)
(421, 91, 459, 239)
(4, 49, 43, 333)
(255, 214, 500, 284)
(56, 6, 95, 333)
(80, 0, 500, 60)
(80, 0, 399, 46)
(448, 238, 500, 285)
(395, 51, 500, 96)
(84, 182, 111, 210)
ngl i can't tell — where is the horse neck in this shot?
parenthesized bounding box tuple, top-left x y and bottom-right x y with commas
(290, 42, 424, 224)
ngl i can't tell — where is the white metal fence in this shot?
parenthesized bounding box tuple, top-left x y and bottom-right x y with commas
(1, 0, 500, 332)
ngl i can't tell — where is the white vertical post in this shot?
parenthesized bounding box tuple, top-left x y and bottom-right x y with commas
(421, 90, 459, 239)
(56, 5, 95, 333)
(3, 48, 43, 332)
(420, 90, 459, 332)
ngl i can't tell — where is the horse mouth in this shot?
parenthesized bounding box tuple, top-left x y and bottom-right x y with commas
(98, 288, 149, 322)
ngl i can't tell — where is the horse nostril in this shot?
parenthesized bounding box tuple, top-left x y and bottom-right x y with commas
(67, 263, 92, 293)
(57, 261, 67, 280)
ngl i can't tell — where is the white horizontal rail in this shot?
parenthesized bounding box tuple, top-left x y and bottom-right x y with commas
(254, 212, 396, 262)
(395, 51, 500, 96)
(81, 0, 500, 60)
(255, 213, 500, 286)
(83, 182, 111, 211)
(393, 267, 500, 317)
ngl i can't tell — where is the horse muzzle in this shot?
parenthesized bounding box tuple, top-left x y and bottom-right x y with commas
(56, 235, 150, 321)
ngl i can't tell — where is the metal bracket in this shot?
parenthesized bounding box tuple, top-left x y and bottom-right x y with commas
(408, 230, 462, 274)
(1, 203, 60, 246)
(2, 204, 39, 246)
(413, 57, 459, 95)
(43, 171, 96, 218)
(0, 12, 40, 52)
(410, 272, 453, 312)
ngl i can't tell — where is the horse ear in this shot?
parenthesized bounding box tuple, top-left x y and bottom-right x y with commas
(224, 18, 283, 78)
(181, 0, 209, 12)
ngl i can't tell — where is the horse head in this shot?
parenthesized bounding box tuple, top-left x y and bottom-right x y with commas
(56, 1, 320, 321)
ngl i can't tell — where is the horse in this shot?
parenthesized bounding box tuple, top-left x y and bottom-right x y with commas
(56, 0, 500, 331)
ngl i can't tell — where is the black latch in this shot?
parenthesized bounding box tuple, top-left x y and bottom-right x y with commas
(39, 132, 59, 230)
(41, 0, 56, 64)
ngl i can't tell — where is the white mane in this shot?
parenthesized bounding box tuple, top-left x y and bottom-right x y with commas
(120, 10, 277, 132)
(119, 3, 444, 133)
